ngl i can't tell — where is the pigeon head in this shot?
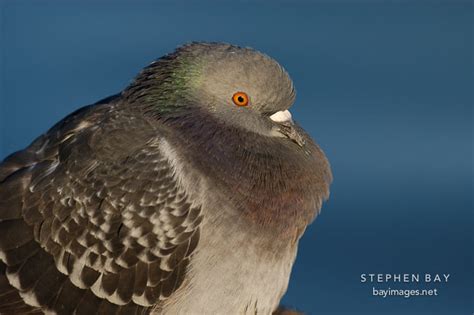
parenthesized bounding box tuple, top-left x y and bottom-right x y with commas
(125, 42, 303, 145)
(181, 43, 295, 113)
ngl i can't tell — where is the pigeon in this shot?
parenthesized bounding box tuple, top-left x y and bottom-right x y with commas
(0, 42, 332, 314)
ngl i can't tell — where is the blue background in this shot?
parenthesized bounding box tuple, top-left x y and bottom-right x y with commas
(0, 1, 472, 314)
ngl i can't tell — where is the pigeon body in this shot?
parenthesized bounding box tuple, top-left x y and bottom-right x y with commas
(0, 43, 332, 314)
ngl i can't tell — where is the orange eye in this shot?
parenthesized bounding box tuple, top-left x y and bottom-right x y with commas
(232, 92, 249, 107)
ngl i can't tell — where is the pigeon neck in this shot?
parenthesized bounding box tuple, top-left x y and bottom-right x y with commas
(163, 109, 331, 235)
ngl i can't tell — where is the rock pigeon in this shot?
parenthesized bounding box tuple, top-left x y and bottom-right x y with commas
(0, 42, 332, 314)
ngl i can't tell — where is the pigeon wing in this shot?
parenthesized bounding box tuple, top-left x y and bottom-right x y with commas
(0, 100, 202, 314)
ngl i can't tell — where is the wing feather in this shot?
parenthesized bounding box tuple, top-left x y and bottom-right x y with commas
(0, 101, 202, 313)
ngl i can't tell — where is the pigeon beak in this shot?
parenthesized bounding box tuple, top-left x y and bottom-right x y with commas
(269, 110, 305, 147)
(269, 110, 293, 124)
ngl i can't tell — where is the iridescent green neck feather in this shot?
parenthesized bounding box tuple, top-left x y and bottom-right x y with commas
(123, 46, 203, 116)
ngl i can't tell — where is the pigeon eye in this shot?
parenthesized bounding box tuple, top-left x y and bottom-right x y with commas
(232, 92, 249, 107)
